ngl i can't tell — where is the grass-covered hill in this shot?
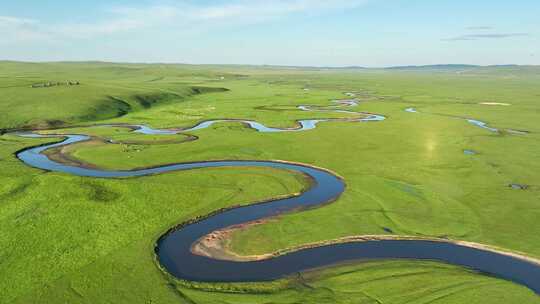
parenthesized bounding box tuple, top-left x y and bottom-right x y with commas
(0, 61, 231, 132)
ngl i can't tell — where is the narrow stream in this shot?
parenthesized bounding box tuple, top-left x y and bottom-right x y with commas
(11, 99, 540, 294)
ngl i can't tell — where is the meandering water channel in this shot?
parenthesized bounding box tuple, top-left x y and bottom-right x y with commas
(404, 107, 529, 134)
(13, 99, 540, 294)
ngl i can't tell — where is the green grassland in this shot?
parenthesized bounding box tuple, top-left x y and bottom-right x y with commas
(1, 61, 540, 303)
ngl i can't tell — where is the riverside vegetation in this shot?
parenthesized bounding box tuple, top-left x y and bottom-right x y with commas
(1, 61, 540, 303)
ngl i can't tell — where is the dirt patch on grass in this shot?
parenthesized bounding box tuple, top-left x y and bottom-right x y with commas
(192, 226, 540, 266)
(43, 138, 101, 169)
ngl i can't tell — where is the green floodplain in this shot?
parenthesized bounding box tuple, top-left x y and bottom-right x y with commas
(1, 61, 540, 303)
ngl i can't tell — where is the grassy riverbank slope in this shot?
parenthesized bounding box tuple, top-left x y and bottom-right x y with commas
(1, 62, 540, 303)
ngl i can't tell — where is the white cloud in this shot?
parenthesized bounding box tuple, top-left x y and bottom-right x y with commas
(1, 0, 371, 41)
(190, 0, 365, 20)
(0, 16, 37, 27)
(0, 15, 50, 43)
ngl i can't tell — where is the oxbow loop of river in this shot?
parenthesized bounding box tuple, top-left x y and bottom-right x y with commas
(12, 98, 540, 294)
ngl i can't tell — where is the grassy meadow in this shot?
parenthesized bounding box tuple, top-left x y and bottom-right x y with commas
(1, 61, 539, 303)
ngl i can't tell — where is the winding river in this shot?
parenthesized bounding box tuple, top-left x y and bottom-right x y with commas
(13, 99, 540, 294)
(405, 107, 529, 134)
(131, 99, 385, 135)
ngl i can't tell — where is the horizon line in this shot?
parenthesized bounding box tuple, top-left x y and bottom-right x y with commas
(1, 60, 538, 70)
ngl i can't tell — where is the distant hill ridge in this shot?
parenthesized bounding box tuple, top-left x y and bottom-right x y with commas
(1, 60, 535, 70)
(384, 64, 523, 70)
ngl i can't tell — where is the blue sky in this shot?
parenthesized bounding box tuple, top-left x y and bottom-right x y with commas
(1, 0, 538, 66)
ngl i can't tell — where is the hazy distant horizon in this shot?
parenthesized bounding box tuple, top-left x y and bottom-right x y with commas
(2, 60, 538, 69)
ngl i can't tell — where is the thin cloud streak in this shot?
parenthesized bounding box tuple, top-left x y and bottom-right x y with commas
(444, 33, 530, 41)
(465, 26, 493, 30)
(0, 16, 37, 26)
